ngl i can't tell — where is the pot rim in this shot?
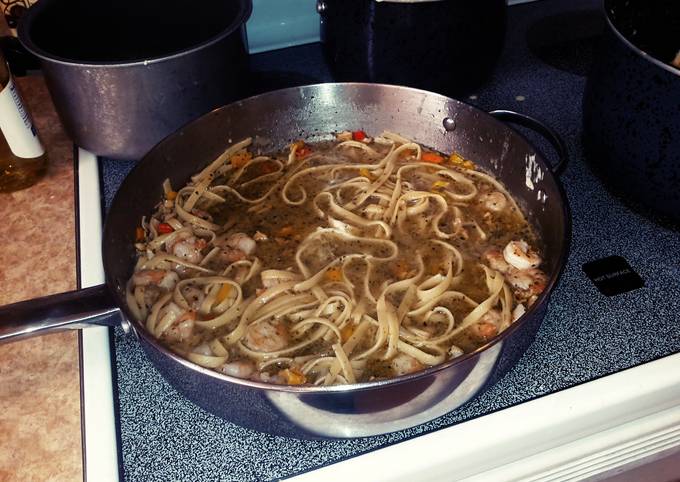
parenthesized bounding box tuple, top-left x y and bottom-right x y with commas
(602, 0, 680, 77)
(17, 0, 253, 69)
(112, 82, 572, 396)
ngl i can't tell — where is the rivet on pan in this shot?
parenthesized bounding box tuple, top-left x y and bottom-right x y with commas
(120, 317, 137, 337)
(443, 117, 456, 132)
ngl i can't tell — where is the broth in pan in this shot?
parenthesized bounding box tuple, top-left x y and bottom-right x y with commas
(126, 131, 547, 386)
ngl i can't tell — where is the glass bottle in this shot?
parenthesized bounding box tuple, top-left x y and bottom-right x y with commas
(0, 50, 47, 192)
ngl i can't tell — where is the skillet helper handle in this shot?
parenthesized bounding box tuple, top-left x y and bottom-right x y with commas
(0, 284, 120, 344)
(489, 110, 568, 175)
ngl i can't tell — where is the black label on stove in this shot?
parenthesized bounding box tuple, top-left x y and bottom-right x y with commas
(582, 256, 645, 296)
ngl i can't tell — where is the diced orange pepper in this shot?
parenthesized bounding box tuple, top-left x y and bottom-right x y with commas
(325, 267, 343, 282)
(449, 152, 464, 164)
(422, 152, 445, 164)
(230, 150, 252, 168)
(166, 190, 178, 201)
(431, 180, 449, 191)
(157, 223, 174, 234)
(449, 152, 475, 170)
(277, 225, 294, 238)
(359, 167, 374, 180)
(135, 226, 145, 242)
(279, 368, 307, 385)
(392, 260, 412, 280)
(340, 324, 354, 342)
(216, 284, 232, 303)
(426, 259, 446, 276)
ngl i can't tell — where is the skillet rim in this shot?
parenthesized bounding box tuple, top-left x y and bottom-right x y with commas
(102, 82, 572, 394)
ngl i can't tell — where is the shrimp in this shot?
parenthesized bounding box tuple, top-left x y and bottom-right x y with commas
(512, 303, 526, 322)
(170, 236, 207, 264)
(132, 269, 179, 290)
(219, 360, 255, 379)
(215, 232, 256, 265)
(165, 319, 195, 343)
(192, 343, 214, 356)
(506, 268, 547, 304)
(244, 320, 290, 352)
(158, 302, 196, 343)
(503, 240, 541, 270)
(479, 191, 507, 212)
(219, 248, 247, 264)
(190, 208, 213, 222)
(226, 233, 256, 255)
(390, 353, 424, 376)
(142, 286, 162, 310)
(484, 248, 512, 274)
(469, 309, 501, 342)
(448, 345, 464, 359)
(335, 131, 353, 142)
(253, 371, 285, 384)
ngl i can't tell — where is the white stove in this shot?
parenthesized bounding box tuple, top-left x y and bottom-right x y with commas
(76, 151, 680, 482)
(73, 1, 680, 479)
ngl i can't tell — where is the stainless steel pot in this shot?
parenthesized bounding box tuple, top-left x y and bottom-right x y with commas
(17, 0, 252, 160)
(0, 83, 570, 438)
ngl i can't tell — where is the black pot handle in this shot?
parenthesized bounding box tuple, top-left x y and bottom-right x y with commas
(489, 110, 568, 175)
(0, 284, 121, 344)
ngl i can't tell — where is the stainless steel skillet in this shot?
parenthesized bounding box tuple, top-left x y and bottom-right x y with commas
(0, 83, 570, 438)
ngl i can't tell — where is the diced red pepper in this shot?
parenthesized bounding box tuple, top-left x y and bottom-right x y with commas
(157, 223, 174, 234)
(296, 146, 312, 159)
(352, 130, 367, 141)
(292, 141, 313, 159)
(421, 152, 445, 164)
(258, 162, 278, 174)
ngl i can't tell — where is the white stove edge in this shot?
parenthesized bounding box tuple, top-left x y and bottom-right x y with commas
(78, 149, 120, 482)
(288, 355, 680, 482)
(76, 149, 680, 482)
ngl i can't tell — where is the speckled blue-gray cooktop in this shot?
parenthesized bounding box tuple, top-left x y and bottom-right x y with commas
(97, 0, 680, 480)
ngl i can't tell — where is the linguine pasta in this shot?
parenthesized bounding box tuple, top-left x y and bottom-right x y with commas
(126, 131, 547, 386)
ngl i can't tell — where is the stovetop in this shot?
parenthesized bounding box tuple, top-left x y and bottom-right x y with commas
(93, 1, 680, 480)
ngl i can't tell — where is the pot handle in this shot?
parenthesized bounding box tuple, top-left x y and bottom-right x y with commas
(0, 284, 121, 344)
(489, 110, 568, 175)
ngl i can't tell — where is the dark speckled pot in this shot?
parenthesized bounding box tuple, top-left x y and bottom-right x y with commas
(319, 0, 506, 96)
(583, 0, 680, 221)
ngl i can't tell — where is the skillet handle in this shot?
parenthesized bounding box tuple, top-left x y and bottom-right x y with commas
(0, 284, 121, 344)
(489, 110, 568, 176)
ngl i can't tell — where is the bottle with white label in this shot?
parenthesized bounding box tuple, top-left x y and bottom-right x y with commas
(0, 50, 47, 192)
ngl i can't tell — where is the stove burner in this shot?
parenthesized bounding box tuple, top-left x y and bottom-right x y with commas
(527, 10, 604, 76)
